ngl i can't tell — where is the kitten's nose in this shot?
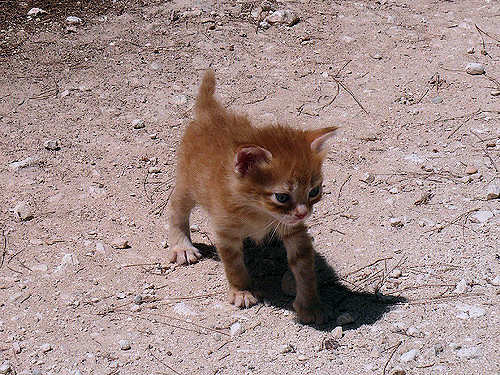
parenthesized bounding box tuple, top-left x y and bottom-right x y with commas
(294, 205, 308, 219)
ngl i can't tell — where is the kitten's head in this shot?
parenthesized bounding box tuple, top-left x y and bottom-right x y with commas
(233, 126, 337, 227)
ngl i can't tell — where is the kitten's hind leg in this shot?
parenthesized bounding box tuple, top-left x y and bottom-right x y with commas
(167, 188, 202, 265)
(217, 233, 258, 308)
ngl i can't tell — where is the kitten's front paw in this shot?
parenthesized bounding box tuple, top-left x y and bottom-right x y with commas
(168, 245, 202, 265)
(293, 301, 332, 325)
(229, 288, 258, 308)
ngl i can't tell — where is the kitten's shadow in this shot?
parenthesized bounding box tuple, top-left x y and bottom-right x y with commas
(193, 239, 406, 331)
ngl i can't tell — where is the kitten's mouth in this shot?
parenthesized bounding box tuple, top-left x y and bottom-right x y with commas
(282, 215, 308, 226)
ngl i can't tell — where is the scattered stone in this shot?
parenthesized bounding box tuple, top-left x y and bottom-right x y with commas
(0, 362, 11, 375)
(454, 278, 470, 294)
(12, 341, 21, 354)
(259, 20, 270, 29)
(60, 89, 70, 98)
(489, 275, 500, 286)
(431, 96, 443, 104)
(469, 210, 493, 224)
(465, 62, 485, 75)
(265, 10, 299, 26)
(9, 292, 23, 303)
(134, 295, 142, 304)
(44, 140, 60, 150)
(456, 303, 486, 318)
(389, 187, 400, 194)
(230, 322, 244, 337)
(465, 165, 478, 174)
(389, 269, 402, 278)
(9, 156, 39, 171)
(28, 8, 47, 16)
(390, 367, 406, 375)
(119, 339, 131, 350)
(390, 217, 404, 228)
(149, 133, 158, 139)
(95, 242, 105, 254)
(173, 302, 198, 317)
(148, 166, 161, 174)
(399, 348, 418, 362)
(360, 173, 375, 184)
(130, 304, 141, 312)
(40, 343, 52, 353)
(279, 343, 294, 353)
(161, 240, 168, 249)
(13, 202, 34, 221)
(132, 119, 145, 129)
(336, 312, 354, 325)
(66, 16, 82, 25)
(171, 94, 187, 106)
(111, 238, 129, 249)
(466, 47, 475, 54)
(456, 346, 481, 359)
(372, 53, 383, 60)
(55, 253, 79, 273)
(190, 224, 200, 232)
(150, 61, 162, 70)
(331, 326, 343, 339)
(116, 292, 126, 300)
(281, 270, 296, 296)
(31, 263, 48, 272)
(418, 218, 435, 228)
(449, 342, 461, 350)
(491, 90, 500, 96)
(251, 7, 262, 20)
(485, 183, 500, 200)
(297, 354, 308, 361)
(434, 343, 444, 355)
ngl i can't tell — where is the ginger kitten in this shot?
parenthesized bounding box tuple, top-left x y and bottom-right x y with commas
(168, 70, 337, 324)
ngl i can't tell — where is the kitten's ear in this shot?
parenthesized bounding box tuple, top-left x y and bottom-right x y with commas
(234, 145, 272, 176)
(306, 126, 339, 155)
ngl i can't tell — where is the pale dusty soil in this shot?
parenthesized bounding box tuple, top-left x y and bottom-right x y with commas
(0, 1, 499, 374)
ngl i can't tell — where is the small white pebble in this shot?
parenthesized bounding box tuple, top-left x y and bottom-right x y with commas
(40, 343, 52, 353)
(119, 339, 131, 350)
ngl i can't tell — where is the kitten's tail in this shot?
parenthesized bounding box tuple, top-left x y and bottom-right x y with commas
(195, 69, 225, 122)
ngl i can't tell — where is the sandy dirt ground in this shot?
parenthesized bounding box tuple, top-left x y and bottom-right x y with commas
(0, 0, 499, 374)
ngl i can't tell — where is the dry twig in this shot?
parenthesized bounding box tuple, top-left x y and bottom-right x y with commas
(148, 347, 185, 375)
(0, 231, 7, 269)
(382, 340, 402, 375)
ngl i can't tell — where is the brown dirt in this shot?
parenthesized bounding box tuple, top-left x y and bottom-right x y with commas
(0, 0, 499, 374)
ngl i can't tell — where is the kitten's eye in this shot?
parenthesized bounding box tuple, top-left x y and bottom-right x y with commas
(274, 193, 290, 204)
(309, 186, 321, 199)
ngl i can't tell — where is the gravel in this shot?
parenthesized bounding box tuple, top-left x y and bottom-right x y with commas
(331, 326, 343, 339)
(465, 62, 485, 75)
(66, 16, 82, 25)
(9, 156, 39, 171)
(13, 201, 33, 221)
(119, 339, 131, 350)
(469, 210, 493, 224)
(44, 140, 60, 150)
(456, 346, 481, 359)
(40, 343, 52, 353)
(111, 238, 130, 249)
(173, 302, 198, 317)
(230, 322, 244, 337)
(399, 348, 418, 362)
(0, 362, 11, 375)
(132, 119, 145, 129)
(485, 183, 500, 200)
